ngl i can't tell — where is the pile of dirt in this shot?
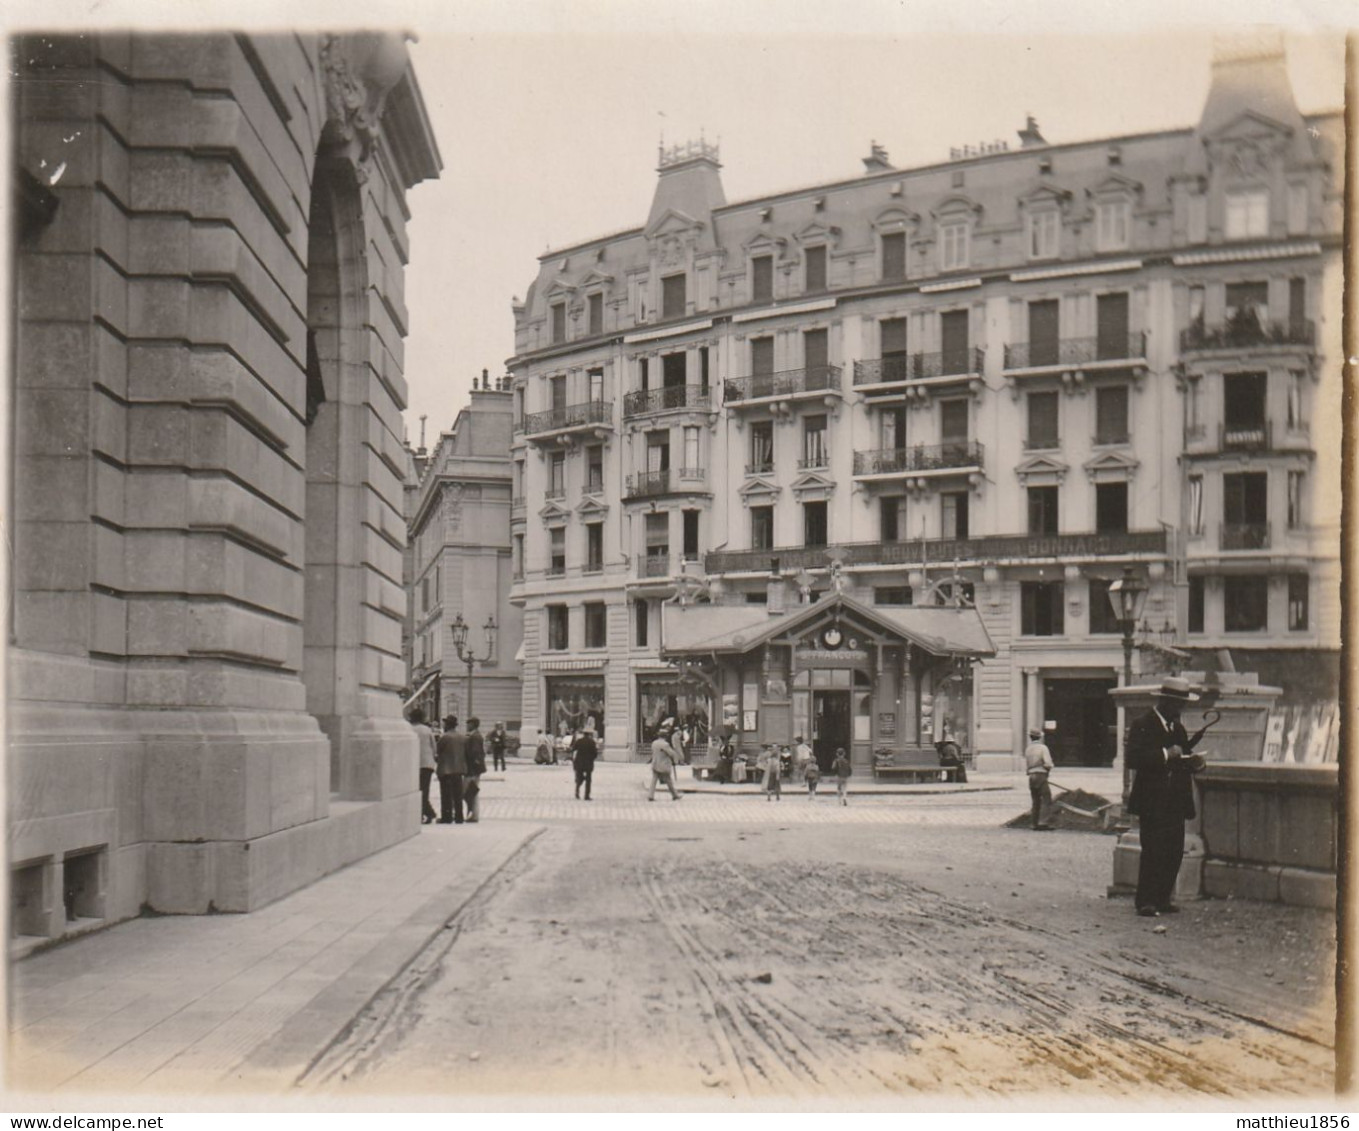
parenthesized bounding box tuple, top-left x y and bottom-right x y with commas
(1003, 788, 1117, 832)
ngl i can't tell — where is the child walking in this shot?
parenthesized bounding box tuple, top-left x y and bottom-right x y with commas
(804, 756, 821, 801)
(761, 744, 782, 802)
(832, 747, 851, 806)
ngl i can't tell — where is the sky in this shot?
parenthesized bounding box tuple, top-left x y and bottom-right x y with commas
(6, 0, 1351, 447)
(397, 4, 1347, 445)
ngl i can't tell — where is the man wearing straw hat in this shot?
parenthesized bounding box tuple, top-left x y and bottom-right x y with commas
(1126, 676, 1208, 917)
(1023, 727, 1055, 831)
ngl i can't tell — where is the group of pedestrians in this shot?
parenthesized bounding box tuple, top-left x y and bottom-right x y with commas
(755, 737, 851, 805)
(408, 710, 491, 825)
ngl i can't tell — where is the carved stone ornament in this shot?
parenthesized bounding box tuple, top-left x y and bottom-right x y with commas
(320, 32, 411, 176)
(442, 482, 465, 531)
(659, 235, 684, 268)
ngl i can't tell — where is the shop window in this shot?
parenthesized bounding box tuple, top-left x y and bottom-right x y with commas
(751, 255, 773, 303)
(804, 501, 828, 547)
(1288, 574, 1309, 631)
(1095, 482, 1128, 534)
(941, 491, 969, 539)
(1188, 576, 1205, 634)
(1223, 575, 1268, 633)
(546, 605, 569, 651)
(1020, 580, 1064, 636)
(585, 523, 603, 573)
(804, 245, 827, 292)
(1088, 578, 1119, 634)
(662, 273, 686, 319)
(751, 506, 774, 550)
(584, 602, 607, 649)
(546, 678, 604, 742)
(881, 231, 906, 280)
(637, 678, 709, 746)
(875, 586, 913, 606)
(1027, 486, 1059, 535)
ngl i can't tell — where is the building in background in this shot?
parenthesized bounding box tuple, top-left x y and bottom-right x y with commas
(405, 373, 523, 732)
(507, 39, 1341, 769)
(9, 32, 441, 945)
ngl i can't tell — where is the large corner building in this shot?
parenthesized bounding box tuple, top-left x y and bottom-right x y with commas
(508, 41, 1341, 771)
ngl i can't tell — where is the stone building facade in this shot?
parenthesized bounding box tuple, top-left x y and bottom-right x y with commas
(506, 42, 1341, 769)
(405, 375, 524, 732)
(9, 31, 441, 948)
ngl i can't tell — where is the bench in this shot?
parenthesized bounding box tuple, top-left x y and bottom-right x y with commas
(872, 764, 963, 783)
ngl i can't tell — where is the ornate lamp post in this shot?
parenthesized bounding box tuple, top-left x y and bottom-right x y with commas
(1107, 566, 1149, 809)
(450, 613, 497, 718)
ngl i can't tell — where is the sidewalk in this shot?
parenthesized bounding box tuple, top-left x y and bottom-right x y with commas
(7, 820, 544, 1096)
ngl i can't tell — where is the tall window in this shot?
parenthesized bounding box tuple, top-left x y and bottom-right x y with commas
(1225, 283, 1269, 338)
(634, 598, 649, 648)
(682, 509, 700, 561)
(549, 453, 566, 498)
(941, 491, 969, 539)
(584, 602, 607, 648)
(551, 301, 566, 343)
(880, 497, 900, 542)
(513, 532, 524, 579)
(1223, 471, 1268, 536)
(682, 426, 700, 474)
(939, 221, 969, 271)
(751, 255, 773, 303)
(586, 445, 604, 494)
(880, 405, 906, 451)
(1096, 292, 1130, 360)
(585, 522, 603, 572)
(751, 505, 774, 550)
(661, 273, 686, 319)
(1288, 574, 1309, 631)
(881, 231, 906, 280)
(1095, 482, 1128, 533)
(803, 328, 829, 377)
(1095, 385, 1129, 444)
(700, 346, 710, 390)
(940, 309, 971, 375)
(804, 245, 827, 292)
(1286, 370, 1306, 431)
(1028, 299, 1060, 367)
(1225, 188, 1269, 240)
(550, 374, 567, 410)
(1027, 209, 1060, 259)
(588, 292, 603, 335)
(881, 317, 907, 380)
(1027, 391, 1059, 448)
(1020, 581, 1064, 636)
(637, 356, 650, 392)
(549, 527, 566, 575)
(751, 336, 774, 376)
(1028, 486, 1059, 535)
(1095, 199, 1131, 251)
(1288, 183, 1309, 234)
(645, 430, 670, 473)
(1224, 575, 1268, 632)
(804, 501, 828, 547)
(749, 421, 774, 474)
(661, 351, 685, 389)
(588, 367, 603, 403)
(546, 605, 569, 651)
(802, 415, 827, 468)
(1287, 470, 1304, 529)
(1187, 576, 1205, 634)
(1088, 578, 1119, 634)
(1188, 475, 1205, 536)
(645, 512, 669, 573)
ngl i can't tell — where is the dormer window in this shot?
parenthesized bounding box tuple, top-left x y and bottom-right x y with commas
(1225, 187, 1269, 240)
(661, 273, 687, 319)
(1095, 199, 1131, 252)
(804, 244, 827, 293)
(587, 292, 604, 335)
(1027, 209, 1060, 260)
(551, 301, 566, 344)
(939, 221, 969, 271)
(881, 231, 906, 281)
(751, 254, 773, 303)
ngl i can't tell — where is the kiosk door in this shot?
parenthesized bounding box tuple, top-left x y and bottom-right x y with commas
(812, 691, 851, 771)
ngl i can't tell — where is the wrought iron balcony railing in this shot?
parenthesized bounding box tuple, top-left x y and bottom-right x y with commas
(643, 552, 671, 577)
(704, 528, 1168, 574)
(1004, 333, 1147, 370)
(1220, 522, 1270, 550)
(521, 399, 613, 435)
(723, 365, 841, 404)
(852, 348, 985, 385)
(745, 459, 775, 476)
(626, 469, 673, 498)
(623, 384, 712, 417)
(798, 453, 829, 470)
(1181, 318, 1315, 352)
(852, 440, 984, 477)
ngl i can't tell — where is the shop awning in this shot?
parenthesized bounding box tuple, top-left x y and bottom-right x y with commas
(403, 670, 439, 709)
(661, 593, 995, 659)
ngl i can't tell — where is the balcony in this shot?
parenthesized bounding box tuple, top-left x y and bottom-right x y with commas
(723, 365, 842, 408)
(852, 348, 985, 396)
(852, 440, 984, 479)
(745, 459, 775, 476)
(798, 453, 829, 471)
(1004, 333, 1148, 373)
(623, 384, 712, 418)
(546, 562, 566, 578)
(1181, 318, 1315, 354)
(521, 400, 613, 443)
(643, 552, 671, 578)
(704, 528, 1168, 574)
(623, 467, 709, 502)
(1221, 522, 1270, 551)
(1221, 421, 1272, 452)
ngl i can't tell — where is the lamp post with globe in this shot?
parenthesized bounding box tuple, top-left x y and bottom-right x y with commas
(450, 613, 497, 719)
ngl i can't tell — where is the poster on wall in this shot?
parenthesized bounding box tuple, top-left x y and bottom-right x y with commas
(742, 710, 758, 732)
(853, 714, 871, 742)
(878, 712, 896, 738)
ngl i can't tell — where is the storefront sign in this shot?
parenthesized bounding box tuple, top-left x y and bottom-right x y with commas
(796, 647, 869, 667)
(878, 712, 896, 738)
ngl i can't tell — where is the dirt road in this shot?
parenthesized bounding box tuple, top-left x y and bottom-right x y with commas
(305, 818, 1335, 1103)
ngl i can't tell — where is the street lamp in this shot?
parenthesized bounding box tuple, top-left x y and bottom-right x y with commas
(450, 612, 497, 718)
(1106, 567, 1150, 686)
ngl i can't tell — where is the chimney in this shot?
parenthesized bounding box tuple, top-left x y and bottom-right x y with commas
(418, 414, 427, 453)
(862, 140, 894, 173)
(1018, 114, 1047, 149)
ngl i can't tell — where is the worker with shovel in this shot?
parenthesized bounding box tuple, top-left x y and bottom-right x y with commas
(1024, 727, 1055, 831)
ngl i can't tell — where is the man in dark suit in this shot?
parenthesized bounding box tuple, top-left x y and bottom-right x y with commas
(572, 727, 599, 800)
(436, 714, 468, 824)
(1126, 677, 1209, 917)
